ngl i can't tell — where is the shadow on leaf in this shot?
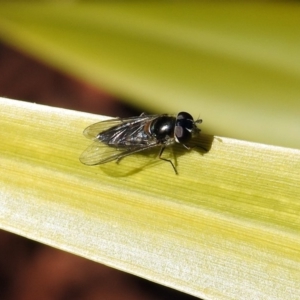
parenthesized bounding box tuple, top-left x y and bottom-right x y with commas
(98, 133, 215, 177)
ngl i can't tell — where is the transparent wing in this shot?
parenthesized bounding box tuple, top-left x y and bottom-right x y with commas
(80, 113, 174, 165)
(79, 140, 160, 166)
(79, 142, 125, 165)
(83, 114, 161, 140)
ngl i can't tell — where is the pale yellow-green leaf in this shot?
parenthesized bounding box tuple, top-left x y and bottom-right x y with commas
(0, 2, 300, 148)
(1, 97, 300, 300)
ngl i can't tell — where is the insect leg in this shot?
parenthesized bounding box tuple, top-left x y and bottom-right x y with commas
(183, 143, 207, 152)
(182, 144, 191, 150)
(158, 146, 178, 175)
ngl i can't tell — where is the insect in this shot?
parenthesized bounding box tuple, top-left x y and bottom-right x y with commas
(79, 111, 202, 174)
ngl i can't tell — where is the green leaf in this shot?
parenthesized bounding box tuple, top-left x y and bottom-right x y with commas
(1, 97, 300, 299)
(0, 2, 300, 148)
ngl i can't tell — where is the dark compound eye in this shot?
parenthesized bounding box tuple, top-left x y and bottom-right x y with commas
(174, 111, 194, 143)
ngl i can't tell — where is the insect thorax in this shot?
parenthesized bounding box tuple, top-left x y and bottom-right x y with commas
(149, 116, 176, 141)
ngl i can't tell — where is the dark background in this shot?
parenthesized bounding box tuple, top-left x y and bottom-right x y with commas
(0, 42, 199, 300)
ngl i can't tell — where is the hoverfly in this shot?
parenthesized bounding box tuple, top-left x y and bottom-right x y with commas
(79, 112, 202, 174)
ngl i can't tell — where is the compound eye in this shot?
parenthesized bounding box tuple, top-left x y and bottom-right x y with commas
(177, 111, 193, 121)
(175, 112, 194, 143)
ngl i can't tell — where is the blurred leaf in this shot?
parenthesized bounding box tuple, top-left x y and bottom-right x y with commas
(0, 2, 300, 148)
(1, 97, 300, 299)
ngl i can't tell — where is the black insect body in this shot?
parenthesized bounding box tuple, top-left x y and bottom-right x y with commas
(80, 112, 202, 174)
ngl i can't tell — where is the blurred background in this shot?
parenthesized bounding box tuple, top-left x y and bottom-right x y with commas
(1, 1, 300, 299)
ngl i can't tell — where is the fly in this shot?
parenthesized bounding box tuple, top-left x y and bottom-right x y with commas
(79, 111, 202, 174)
